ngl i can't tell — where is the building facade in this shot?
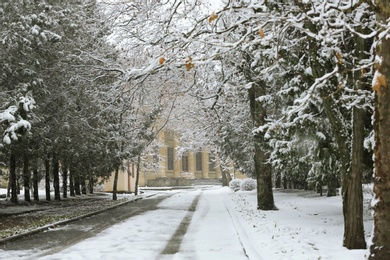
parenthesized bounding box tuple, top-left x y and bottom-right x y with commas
(103, 130, 245, 192)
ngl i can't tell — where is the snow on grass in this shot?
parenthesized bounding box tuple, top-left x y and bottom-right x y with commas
(224, 187, 373, 260)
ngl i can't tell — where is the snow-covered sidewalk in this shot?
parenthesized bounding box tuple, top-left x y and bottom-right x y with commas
(2, 187, 373, 260)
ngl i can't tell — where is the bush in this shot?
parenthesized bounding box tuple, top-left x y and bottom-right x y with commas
(229, 179, 242, 191)
(240, 178, 256, 191)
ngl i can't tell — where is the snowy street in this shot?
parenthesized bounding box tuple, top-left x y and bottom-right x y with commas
(41, 188, 251, 260)
(1, 187, 372, 260)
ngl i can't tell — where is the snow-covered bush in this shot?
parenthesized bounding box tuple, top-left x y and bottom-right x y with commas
(94, 184, 105, 192)
(229, 179, 242, 191)
(240, 178, 256, 191)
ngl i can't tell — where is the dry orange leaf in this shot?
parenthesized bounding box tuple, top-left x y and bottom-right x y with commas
(159, 57, 166, 65)
(361, 68, 366, 77)
(185, 56, 194, 71)
(258, 27, 265, 38)
(336, 52, 343, 65)
(373, 71, 387, 93)
(208, 12, 218, 23)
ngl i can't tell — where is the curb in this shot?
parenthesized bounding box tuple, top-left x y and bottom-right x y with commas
(223, 193, 261, 260)
(0, 193, 156, 245)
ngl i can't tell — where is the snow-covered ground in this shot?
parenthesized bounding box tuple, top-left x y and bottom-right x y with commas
(226, 188, 373, 260)
(1, 186, 373, 260)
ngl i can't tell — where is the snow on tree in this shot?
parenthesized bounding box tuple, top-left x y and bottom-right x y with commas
(102, 0, 380, 249)
(1, 0, 125, 202)
(369, 1, 390, 259)
(0, 96, 35, 145)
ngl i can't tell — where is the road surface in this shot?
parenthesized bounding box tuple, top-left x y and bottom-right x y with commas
(0, 188, 253, 260)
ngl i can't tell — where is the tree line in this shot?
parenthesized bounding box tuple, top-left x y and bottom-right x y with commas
(0, 0, 162, 202)
(101, 0, 389, 258)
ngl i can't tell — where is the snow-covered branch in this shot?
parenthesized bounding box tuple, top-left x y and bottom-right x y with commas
(0, 96, 35, 145)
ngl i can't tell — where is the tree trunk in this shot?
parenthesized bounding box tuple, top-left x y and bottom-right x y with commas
(283, 175, 287, 189)
(81, 178, 87, 195)
(32, 162, 39, 201)
(321, 85, 367, 249)
(10, 151, 18, 203)
(7, 177, 10, 198)
(275, 173, 281, 189)
(74, 171, 81, 196)
(69, 166, 75, 197)
(316, 56, 368, 248)
(62, 163, 68, 199)
(340, 21, 373, 249)
(221, 169, 230, 187)
(112, 166, 119, 200)
(326, 173, 338, 197)
(23, 154, 31, 202)
(254, 141, 275, 210)
(134, 155, 141, 196)
(45, 156, 51, 201)
(227, 171, 232, 184)
(342, 80, 366, 249)
(88, 172, 94, 194)
(316, 175, 323, 196)
(52, 153, 60, 200)
(248, 81, 275, 210)
(16, 176, 20, 195)
(370, 2, 390, 258)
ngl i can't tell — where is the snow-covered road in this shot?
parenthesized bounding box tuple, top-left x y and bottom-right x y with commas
(1, 188, 253, 260)
(1, 186, 372, 260)
(171, 188, 253, 260)
(40, 188, 251, 260)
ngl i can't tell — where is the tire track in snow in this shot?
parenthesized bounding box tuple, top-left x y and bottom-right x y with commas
(160, 193, 201, 255)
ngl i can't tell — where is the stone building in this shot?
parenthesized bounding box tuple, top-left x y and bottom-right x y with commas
(103, 130, 245, 193)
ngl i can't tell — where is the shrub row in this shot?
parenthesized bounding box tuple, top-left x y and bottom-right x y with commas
(229, 178, 256, 191)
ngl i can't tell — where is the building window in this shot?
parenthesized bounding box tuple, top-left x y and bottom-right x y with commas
(182, 154, 189, 172)
(167, 147, 174, 171)
(209, 154, 216, 172)
(196, 152, 202, 171)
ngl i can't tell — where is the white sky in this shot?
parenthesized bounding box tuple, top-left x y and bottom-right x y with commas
(0, 186, 373, 260)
